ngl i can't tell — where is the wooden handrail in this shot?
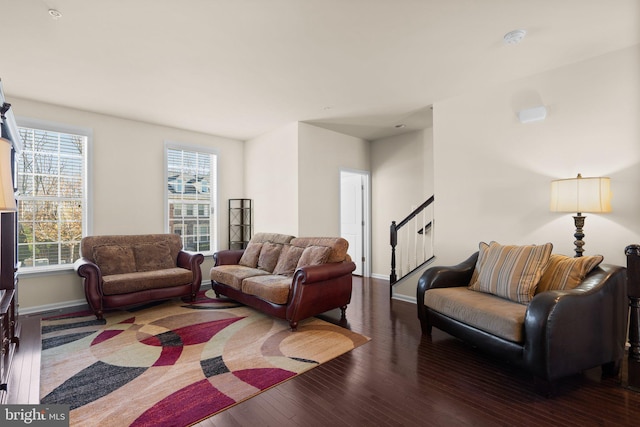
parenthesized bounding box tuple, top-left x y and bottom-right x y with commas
(395, 195, 434, 229)
(390, 195, 434, 290)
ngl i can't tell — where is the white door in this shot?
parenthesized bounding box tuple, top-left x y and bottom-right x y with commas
(340, 171, 365, 276)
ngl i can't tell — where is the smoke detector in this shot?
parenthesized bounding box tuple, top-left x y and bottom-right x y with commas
(503, 29, 526, 45)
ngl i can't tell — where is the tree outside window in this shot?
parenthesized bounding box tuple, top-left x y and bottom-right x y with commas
(17, 126, 88, 270)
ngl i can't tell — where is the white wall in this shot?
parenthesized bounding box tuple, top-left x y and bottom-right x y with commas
(245, 122, 369, 237)
(371, 129, 433, 288)
(297, 123, 369, 236)
(14, 44, 639, 309)
(430, 44, 640, 279)
(10, 97, 244, 312)
(245, 122, 299, 235)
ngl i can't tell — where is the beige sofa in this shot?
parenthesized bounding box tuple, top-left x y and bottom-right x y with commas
(74, 234, 204, 319)
(210, 232, 356, 330)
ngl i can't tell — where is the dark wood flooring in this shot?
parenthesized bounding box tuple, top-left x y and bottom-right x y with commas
(12, 277, 640, 425)
(6, 315, 40, 404)
(200, 276, 640, 427)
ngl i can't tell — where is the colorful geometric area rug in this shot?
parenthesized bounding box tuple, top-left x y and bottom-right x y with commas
(40, 289, 370, 426)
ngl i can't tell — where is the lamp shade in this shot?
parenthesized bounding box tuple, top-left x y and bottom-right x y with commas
(550, 174, 611, 214)
(0, 137, 16, 211)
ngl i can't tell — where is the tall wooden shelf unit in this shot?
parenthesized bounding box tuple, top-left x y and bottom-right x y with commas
(0, 99, 20, 404)
(0, 211, 18, 403)
(229, 199, 252, 250)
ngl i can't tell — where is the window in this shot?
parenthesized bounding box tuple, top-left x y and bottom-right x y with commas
(17, 123, 89, 271)
(166, 144, 217, 254)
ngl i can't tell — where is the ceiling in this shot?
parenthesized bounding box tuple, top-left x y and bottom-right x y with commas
(1, 0, 639, 141)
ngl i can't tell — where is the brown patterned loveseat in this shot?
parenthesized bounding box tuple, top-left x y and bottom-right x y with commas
(74, 234, 204, 319)
(210, 233, 356, 330)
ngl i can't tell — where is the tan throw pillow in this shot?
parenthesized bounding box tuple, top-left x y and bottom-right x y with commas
(296, 245, 332, 269)
(469, 241, 491, 287)
(536, 254, 604, 293)
(134, 241, 175, 272)
(257, 242, 283, 272)
(273, 244, 305, 276)
(469, 241, 553, 304)
(93, 245, 136, 276)
(239, 242, 263, 268)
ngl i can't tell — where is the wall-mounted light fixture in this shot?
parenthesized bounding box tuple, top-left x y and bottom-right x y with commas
(550, 173, 611, 257)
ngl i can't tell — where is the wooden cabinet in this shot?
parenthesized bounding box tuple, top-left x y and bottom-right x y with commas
(0, 209, 19, 404)
(229, 199, 252, 250)
(0, 95, 22, 403)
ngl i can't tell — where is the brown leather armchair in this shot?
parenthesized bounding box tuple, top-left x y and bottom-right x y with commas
(417, 252, 627, 393)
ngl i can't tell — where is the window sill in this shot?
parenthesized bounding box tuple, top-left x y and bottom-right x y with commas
(184, 250, 214, 257)
(18, 265, 75, 277)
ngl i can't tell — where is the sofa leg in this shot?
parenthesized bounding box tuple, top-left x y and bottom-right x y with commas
(419, 319, 432, 336)
(602, 359, 621, 377)
(340, 305, 347, 320)
(289, 321, 298, 332)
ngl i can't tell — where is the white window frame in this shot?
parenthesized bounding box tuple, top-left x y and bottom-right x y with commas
(15, 117, 92, 274)
(164, 142, 218, 255)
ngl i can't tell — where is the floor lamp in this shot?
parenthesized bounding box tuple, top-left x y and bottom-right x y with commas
(550, 173, 611, 257)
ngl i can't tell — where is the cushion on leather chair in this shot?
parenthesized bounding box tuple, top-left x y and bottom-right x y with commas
(469, 241, 553, 304)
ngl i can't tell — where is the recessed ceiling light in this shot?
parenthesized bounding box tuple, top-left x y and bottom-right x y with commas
(48, 9, 63, 20)
(503, 29, 526, 45)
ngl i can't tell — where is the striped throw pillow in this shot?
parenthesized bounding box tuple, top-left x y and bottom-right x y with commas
(536, 254, 603, 293)
(469, 241, 553, 304)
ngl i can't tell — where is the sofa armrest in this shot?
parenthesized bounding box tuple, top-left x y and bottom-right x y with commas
(293, 261, 357, 284)
(74, 257, 104, 316)
(177, 251, 205, 271)
(177, 251, 205, 292)
(524, 264, 627, 381)
(286, 261, 356, 327)
(213, 250, 245, 266)
(416, 252, 478, 317)
(417, 252, 478, 292)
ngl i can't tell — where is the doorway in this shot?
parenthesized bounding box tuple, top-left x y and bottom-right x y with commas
(340, 169, 370, 276)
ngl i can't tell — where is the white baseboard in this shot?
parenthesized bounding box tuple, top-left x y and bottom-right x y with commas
(20, 281, 214, 316)
(20, 299, 88, 316)
(370, 273, 416, 303)
(392, 293, 417, 304)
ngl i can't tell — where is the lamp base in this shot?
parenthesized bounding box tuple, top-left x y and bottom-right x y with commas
(572, 214, 585, 257)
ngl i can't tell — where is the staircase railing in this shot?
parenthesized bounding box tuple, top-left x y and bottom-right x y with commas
(390, 195, 435, 295)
